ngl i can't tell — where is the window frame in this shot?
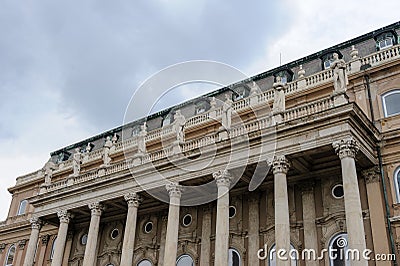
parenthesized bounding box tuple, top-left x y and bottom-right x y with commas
(5, 244, 16, 266)
(228, 248, 241, 266)
(162, 113, 173, 127)
(137, 259, 152, 266)
(17, 200, 28, 216)
(382, 90, 400, 117)
(176, 254, 194, 266)
(328, 233, 350, 266)
(320, 51, 343, 70)
(195, 100, 209, 115)
(375, 31, 397, 51)
(273, 69, 294, 84)
(394, 167, 400, 203)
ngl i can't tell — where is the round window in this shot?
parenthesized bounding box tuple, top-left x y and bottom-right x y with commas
(81, 234, 88, 245)
(144, 221, 153, 233)
(229, 206, 236, 218)
(332, 184, 344, 199)
(182, 214, 192, 227)
(110, 228, 119, 239)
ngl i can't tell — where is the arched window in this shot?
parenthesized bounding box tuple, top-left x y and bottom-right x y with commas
(137, 259, 152, 266)
(382, 90, 400, 117)
(162, 113, 173, 127)
(394, 167, 400, 203)
(176, 254, 194, 266)
(375, 31, 397, 50)
(269, 244, 297, 266)
(320, 51, 343, 70)
(50, 237, 57, 260)
(17, 200, 28, 215)
(131, 125, 141, 136)
(195, 100, 209, 115)
(228, 248, 241, 266)
(329, 233, 349, 265)
(5, 244, 16, 266)
(231, 86, 250, 101)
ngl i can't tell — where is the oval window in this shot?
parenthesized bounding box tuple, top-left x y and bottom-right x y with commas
(144, 221, 153, 233)
(332, 184, 344, 199)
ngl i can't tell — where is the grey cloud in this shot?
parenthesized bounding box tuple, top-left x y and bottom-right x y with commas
(0, 0, 292, 141)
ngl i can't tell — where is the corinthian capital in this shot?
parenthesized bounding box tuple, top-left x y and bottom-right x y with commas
(88, 202, 105, 216)
(57, 210, 72, 224)
(124, 192, 143, 207)
(332, 137, 359, 159)
(30, 217, 42, 230)
(166, 182, 183, 198)
(213, 170, 232, 188)
(362, 166, 380, 184)
(271, 155, 290, 175)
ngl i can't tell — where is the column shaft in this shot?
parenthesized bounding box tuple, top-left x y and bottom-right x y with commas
(301, 186, 318, 266)
(163, 183, 183, 266)
(51, 210, 72, 266)
(120, 193, 142, 266)
(213, 170, 231, 266)
(363, 168, 391, 266)
(200, 206, 211, 266)
(83, 202, 104, 266)
(158, 216, 167, 266)
(248, 197, 260, 266)
(272, 156, 290, 266)
(23, 218, 42, 266)
(333, 138, 367, 266)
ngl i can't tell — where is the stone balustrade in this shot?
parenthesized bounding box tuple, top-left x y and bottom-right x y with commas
(282, 96, 334, 122)
(18, 44, 400, 189)
(361, 44, 400, 67)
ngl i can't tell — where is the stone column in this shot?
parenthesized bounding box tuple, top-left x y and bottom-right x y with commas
(200, 205, 212, 266)
(164, 183, 183, 266)
(51, 210, 72, 266)
(213, 170, 232, 266)
(23, 217, 42, 266)
(120, 193, 142, 266)
(362, 167, 391, 266)
(82, 202, 104, 266)
(272, 155, 291, 266)
(62, 232, 74, 265)
(248, 196, 260, 266)
(158, 215, 168, 266)
(300, 183, 318, 266)
(333, 138, 367, 265)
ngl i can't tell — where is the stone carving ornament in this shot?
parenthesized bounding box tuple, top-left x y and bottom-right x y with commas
(272, 76, 286, 113)
(137, 123, 147, 154)
(331, 53, 348, 92)
(43, 160, 57, 184)
(72, 148, 81, 176)
(103, 136, 113, 166)
(174, 110, 186, 144)
(221, 94, 232, 130)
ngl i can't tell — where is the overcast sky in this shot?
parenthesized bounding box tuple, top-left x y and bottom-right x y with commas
(1, 0, 399, 220)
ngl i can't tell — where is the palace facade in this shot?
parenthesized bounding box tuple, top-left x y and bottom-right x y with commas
(1, 22, 400, 266)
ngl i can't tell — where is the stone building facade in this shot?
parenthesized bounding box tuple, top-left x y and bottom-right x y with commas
(1, 21, 400, 266)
